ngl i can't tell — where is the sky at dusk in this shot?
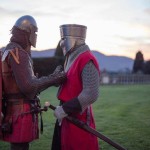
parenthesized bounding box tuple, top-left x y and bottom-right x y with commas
(0, 0, 150, 60)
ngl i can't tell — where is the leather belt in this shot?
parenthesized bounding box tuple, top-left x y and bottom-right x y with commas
(4, 93, 38, 105)
(5, 93, 26, 99)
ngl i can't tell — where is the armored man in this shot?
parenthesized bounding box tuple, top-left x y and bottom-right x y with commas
(52, 24, 100, 150)
(1, 15, 66, 150)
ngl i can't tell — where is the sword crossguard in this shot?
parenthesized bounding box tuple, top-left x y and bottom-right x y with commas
(21, 106, 48, 117)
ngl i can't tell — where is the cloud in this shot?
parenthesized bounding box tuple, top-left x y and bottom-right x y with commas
(144, 8, 150, 14)
(117, 35, 150, 45)
(0, 0, 150, 60)
(0, 6, 30, 18)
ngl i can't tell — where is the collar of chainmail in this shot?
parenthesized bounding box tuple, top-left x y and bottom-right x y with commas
(4, 42, 31, 57)
(5, 42, 22, 50)
(65, 44, 90, 71)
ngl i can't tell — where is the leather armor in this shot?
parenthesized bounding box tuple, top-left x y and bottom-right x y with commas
(1, 42, 66, 142)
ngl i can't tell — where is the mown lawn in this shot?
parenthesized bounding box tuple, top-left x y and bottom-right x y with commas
(0, 85, 150, 150)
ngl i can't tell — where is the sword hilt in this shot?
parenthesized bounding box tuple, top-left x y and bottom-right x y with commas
(44, 102, 56, 110)
(21, 106, 48, 116)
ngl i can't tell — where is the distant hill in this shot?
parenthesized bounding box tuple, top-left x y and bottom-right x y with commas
(92, 51, 134, 72)
(31, 49, 55, 58)
(31, 49, 134, 72)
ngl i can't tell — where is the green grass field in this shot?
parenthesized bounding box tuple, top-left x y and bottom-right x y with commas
(0, 85, 150, 150)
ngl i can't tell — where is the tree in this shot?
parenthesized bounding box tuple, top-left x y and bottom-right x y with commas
(132, 51, 144, 74)
(144, 60, 150, 74)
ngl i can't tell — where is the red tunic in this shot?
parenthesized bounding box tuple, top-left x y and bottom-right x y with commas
(58, 50, 100, 150)
(3, 103, 39, 143)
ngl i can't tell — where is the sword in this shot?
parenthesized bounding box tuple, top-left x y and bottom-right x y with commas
(44, 102, 127, 150)
(20, 106, 48, 134)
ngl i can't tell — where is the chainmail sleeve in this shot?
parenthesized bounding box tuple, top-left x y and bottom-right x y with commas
(9, 49, 60, 99)
(78, 61, 100, 111)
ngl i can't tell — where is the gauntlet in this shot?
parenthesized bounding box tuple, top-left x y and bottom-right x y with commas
(49, 65, 67, 86)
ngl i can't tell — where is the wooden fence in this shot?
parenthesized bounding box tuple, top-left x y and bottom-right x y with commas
(100, 74, 150, 85)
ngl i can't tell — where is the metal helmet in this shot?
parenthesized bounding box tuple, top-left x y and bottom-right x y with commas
(59, 24, 87, 55)
(13, 15, 38, 47)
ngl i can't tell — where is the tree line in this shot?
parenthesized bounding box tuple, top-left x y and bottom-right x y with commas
(33, 48, 150, 77)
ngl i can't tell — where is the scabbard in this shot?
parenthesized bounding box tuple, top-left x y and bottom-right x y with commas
(49, 104, 127, 150)
(67, 116, 126, 150)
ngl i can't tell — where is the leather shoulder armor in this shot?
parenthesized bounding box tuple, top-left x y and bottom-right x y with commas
(9, 48, 20, 64)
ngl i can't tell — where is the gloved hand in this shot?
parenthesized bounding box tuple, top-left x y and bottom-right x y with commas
(49, 65, 67, 86)
(54, 106, 68, 125)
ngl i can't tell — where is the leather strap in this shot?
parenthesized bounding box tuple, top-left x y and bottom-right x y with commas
(5, 93, 26, 99)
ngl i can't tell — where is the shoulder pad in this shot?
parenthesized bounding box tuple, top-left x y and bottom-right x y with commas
(2, 48, 20, 64)
(2, 49, 11, 62)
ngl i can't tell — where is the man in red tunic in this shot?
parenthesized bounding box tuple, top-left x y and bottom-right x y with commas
(1, 15, 66, 150)
(52, 24, 100, 150)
